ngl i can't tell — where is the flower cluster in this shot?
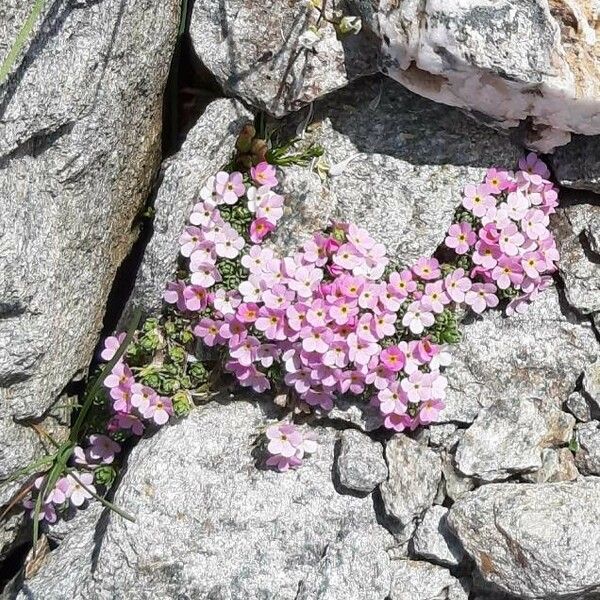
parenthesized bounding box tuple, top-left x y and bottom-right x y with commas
(167, 157, 560, 447)
(265, 422, 317, 471)
(24, 434, 120, 523)
(445, 153, 559, 315)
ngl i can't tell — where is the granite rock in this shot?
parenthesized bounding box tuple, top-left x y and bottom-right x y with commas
(439, 286, 598, 424)
(565, 391, 593, 423)
(335, 429, 388, 494)
(521, 448, 579, 484)
(455, 396, 575, 481)
(189, 0, 376, 117)
(575, 421, 600, 475)
(273, 76, 521, 267)
(448, 481, 600, 599)
(15, 399, 395, 599)
(354, 0, 600, 151)
(0, 0, 180, 497)
(381, 435, 442, 530)
(389, 559, 467, 600)
(552, 203, 600, 315)
(411, 506, 465, 568)
(123, 99, 253, 319)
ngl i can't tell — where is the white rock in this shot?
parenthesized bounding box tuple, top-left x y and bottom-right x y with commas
(412, 506, 465, 568)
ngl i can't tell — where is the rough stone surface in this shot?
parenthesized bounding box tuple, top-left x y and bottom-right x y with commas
(16, 399, 395, 599)
(583, 358, 600, 411)
(327, 397, 382, 432)
(123, 99, 253, 319)
(565, 391, 592, 422)
(552, 203, 600, 315)
(412, 506, 465, 568)
(448, 481, 600, 599)
(189, 0, 377, 117)
(521, 448, 579, 484)
(553, 135, 600, 193)
(440, 286, 598, 424)
(0, 0, 180, 490)
(455, 396, 575, 481)
(271, 76, 521, 267)
(335, 429, 388, 493)
(576, 421, 600, 475)
(354, 0, 600, 151)
(389, 560, 467, 600)
(441, 456, 475, 503)
(381, 435, 442, 530)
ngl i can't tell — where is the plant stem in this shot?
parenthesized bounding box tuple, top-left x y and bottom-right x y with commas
(0, 0, 46, 85)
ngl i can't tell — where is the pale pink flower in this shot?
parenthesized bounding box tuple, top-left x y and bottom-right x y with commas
(465, 283, 499, 314)
(462, 183, 495, 217)
(251, 161, 278, 188)
(444, 269, 472, 304)
(412, 257, 441, 281)
(141, 396, 173, 425)
(445, 222, 476, 255)
(402, 301, 435, 335)
(215, 171, 245, 204)
(100, 333, 125, 362)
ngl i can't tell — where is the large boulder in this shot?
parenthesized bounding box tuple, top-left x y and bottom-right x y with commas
(124, 98, 253, 319)
(0, 0, 180, 509)
(439, 286, 598, 424)
(272, 75, 522, 266)
(455, 396, 575, 481)
(352, 0, 600, 151)
(14, 399, 396, 599)
(448, 481, 600, 599)
(189, 0, 377, 117)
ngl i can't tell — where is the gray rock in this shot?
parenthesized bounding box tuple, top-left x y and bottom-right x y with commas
(272, 75, 521, 267)
(565, 391, 592, 423)
(583, 358, 600, 411)
(0, 0, 180, 489)
(455, 397, 575, 482)
(448, 481, 600, 599)
(427, 424, 459, 449)
(296, 528, 392, 600)
(389, 560, 465, 600)
(441, 457, 475, 503)
(576, 421, 600, 475)
(440, 286, 598, 424)
(124, 98, 253, 319)
(335, 429, 388, 494)
(381, 435, 442, 529)
(552, 204, 600, 314)
(17, 399, 395, 599)
(327, 396, 382, 432)
(189, 0, 376, 117)
(521, 448, 579, 484)
(553, 135, 600, 193)
(412, 506, 465, 568)
(355, 0, 600, 151)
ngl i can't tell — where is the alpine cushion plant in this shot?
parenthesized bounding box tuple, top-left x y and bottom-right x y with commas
(20, 122, 559, 526)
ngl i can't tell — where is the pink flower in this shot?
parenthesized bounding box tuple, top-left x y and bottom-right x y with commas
(388, 270, 416, 298)
(163, 280, 187, 311)
(215, 171, 245, 204)
(194, 317, 223, 347)
(251, 161, 278, 188)
(100, 333, 125, 362)
(422, 280, 449, 314)
(250, 217, 275, 243)
(179, 226, 205, 257)
(65, 472, 95, 507)
(183, 285, 208, 312)
(444, 269, 472, 304)
(417, 399, 445, 425)
(462, 183, 495, 217)
(87, 434, 121, 464)
(241, 245, 275, 274)
(141, 396, 173, 425)
(492, 256, 524, 290)
(130, 383, 157, 410)
(518, 153, 550, 184)
(380, 346, 406, 372)
(412, 257, 441, 281)
(256, 192, 284, 224)
(402, 301, 435, 335)
(190, 262, 221, 288)
(485, 168, 512, 193)
(401, 371, 431, 403)
(266, 423, 303, 458)
(230, 337, 260, 367)
(303, 389, 334, 410)
(521, 208, 549, 240)
(109, 413, 144, 436)
(521, 251, 546, 279)
(372, 311, 396, 339)
(104, 362, 134, 390)
(445, 222, 476, 255)
(255, 308, 286, 341)
(465, 283, 499, 314)
(498, 223, 525, 256)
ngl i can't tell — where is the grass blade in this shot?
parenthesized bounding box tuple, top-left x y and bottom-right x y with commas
(0, 0, 47, 85)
